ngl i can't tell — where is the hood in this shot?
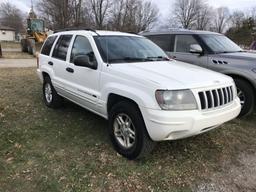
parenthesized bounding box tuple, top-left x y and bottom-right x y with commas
(109, 60, 233, 90)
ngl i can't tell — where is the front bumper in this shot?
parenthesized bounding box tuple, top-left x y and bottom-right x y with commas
(140, 97, 241, 141)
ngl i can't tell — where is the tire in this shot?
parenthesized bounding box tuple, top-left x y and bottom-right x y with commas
(108, 101, 155, 160)
(234, 78, 255, 117)
(43, 76, 63, 108)
(21, 40, 28, 52)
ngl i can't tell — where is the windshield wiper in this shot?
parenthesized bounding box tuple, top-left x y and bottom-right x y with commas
(108, 57, 153, 63)
(147, 56, 170, 61)
(216, 50, 244, 54)
(107, 56, 170, 63)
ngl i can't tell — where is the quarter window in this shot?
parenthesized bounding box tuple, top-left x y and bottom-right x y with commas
(41, 36, 57, 56)
(52, 35, 72, 61)
(174, 35, 198, 53)
(70, 35, 97, 65)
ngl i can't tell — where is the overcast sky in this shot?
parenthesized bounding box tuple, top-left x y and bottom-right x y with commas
(2, 0, 256, 18)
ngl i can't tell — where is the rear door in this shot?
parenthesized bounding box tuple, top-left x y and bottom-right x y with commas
(40, 35, 58, 67)
(170, 34, 208, 68)
(50, 34, 73, 94)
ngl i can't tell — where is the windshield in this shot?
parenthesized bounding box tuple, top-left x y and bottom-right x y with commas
(30, 19, 44, 32)
(94, 36, 169, 64)
(201, 34, 243, 53)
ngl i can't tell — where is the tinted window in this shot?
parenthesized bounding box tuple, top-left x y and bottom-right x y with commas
(175, 35, 198, 53)
(70, 35, 96, 65)
(52, 35, 72, 61)
(146, 35, 171, 51)
(94, 36, 168, 64)
(200, 34, 242, 53)
(41, 36, 57, 56)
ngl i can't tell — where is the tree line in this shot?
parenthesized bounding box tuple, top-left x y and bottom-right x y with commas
(171, 0, 255, 33)
(0, 0, 255, 45)
(36, 0, 158, 33)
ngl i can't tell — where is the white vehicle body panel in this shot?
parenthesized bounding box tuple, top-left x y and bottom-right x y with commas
(37, 30, 241, 141)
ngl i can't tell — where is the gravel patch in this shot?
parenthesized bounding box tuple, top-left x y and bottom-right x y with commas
(195, 153, 256, 192)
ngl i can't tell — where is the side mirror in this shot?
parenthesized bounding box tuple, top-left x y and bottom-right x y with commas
(73, 54, 97, 70)
(190, 44, 203, 55)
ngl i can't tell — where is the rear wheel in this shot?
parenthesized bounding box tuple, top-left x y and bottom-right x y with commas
(43, 76, 63, 108)
(21, 39, 28, 52)
(234, 78, 255, 117)
(108, 101, 155, 160)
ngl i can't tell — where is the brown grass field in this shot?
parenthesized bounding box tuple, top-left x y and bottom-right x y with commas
(0, 68, 256, 192)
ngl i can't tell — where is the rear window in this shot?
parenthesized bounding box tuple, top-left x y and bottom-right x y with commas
(52, 35, 73, 61)
(41, 36, 57, 56)
(146, 35, 172, 52)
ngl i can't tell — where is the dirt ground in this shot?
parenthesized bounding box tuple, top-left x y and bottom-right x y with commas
(195, 152, 256, 192)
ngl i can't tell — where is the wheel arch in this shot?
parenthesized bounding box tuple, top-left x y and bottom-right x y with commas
(107, 93, 140, 115)
(42, 71, 50, 81)
(225, 73, 256, 93)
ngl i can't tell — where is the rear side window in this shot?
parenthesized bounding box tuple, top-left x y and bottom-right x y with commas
(146, 35, 172, 51)
(41, 36, 57, 56)
(52, 35, 72, 61)
(174, 35, 198, 53)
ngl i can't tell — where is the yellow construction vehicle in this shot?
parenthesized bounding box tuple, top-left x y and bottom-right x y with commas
(21, 6, 47, 56)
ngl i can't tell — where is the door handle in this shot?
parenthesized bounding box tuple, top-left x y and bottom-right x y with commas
(66, 67, 74, 73)
(48, 61, 53, 66)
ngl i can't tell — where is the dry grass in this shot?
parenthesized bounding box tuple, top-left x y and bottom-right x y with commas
(0, 68, 256, 192)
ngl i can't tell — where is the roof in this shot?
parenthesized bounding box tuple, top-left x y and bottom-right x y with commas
(140, 29, 221, 36)
(53, 30, 140, 37)
(0, 26, 15, 31)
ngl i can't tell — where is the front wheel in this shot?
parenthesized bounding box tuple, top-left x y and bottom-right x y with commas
(234, 78, 255, 117)
(108, 101, 155, 160)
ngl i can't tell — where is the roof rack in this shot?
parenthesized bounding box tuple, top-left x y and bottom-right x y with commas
(54, 27, 100, 36)
(139, 28, 188, 34)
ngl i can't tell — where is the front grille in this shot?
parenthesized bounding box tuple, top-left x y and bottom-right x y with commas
(198, 86, 234, 110)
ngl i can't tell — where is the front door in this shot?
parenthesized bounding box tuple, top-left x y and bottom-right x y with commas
(65, 35, 101, 113)
(168, 34, 208, 68)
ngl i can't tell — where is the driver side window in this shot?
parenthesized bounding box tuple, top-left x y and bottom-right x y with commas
(70, 35, 97, 65)
(174, 35, 198, 53)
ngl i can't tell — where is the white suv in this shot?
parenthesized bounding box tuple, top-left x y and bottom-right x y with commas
(37, 29, 241, 159)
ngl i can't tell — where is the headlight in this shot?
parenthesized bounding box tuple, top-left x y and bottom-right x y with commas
(155, 90, 198, 110)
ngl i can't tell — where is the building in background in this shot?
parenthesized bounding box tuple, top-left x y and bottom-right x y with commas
(0, 26, 15, 41)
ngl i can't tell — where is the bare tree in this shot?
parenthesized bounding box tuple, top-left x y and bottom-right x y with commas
(248, 7, 256, 21)
(194, 4, 213, 30)
(37, 0, 81, 29)
(0, 2, 24, 33)
(213, 7, 230, 33)
(109, 0, 158, 32)
(173, 0, 202, 29)
(71, 0, 82, 26)
(230, 11, 245, 29)
(89, 0, 111, 29)
(109, 0, 126, 31)
(135, 1, 159, 32)
(36, 0, 158, 31)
